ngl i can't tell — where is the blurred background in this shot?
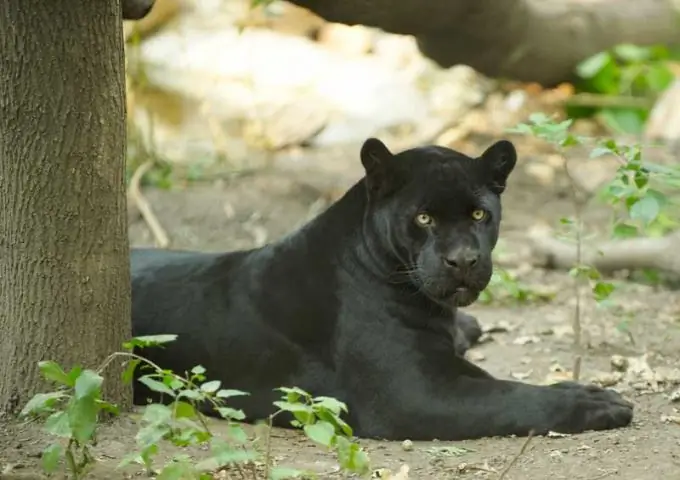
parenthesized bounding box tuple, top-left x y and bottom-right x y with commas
(123, 0, 680, 297)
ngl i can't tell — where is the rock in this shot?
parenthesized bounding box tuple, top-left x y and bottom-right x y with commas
(670, 388, 680, 403)
(645, 79, 680, 144)
(611, 354, 629, 372)
(123, 0, 182, 42)
(316, 23, 374, 56)
(128, 0, 488, 150)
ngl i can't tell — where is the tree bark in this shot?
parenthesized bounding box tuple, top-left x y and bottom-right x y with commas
(0, 0, 132, 415)
(289, 0, 680, 85)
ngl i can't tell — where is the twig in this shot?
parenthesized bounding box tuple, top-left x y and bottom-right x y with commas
(497, 431, 534, 480)
(528, 229, 680, 274)
(563, 93, 654, 110)
(127, 160, 170, 248)
(263, 415, 274, 480)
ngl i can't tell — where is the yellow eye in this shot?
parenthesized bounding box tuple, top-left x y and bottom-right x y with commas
(415, 212, 434, 227)
(471, 209, 486, 221)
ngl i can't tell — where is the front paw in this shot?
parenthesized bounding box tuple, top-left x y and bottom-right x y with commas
(546, 381, 634, 434)
(455, 311, 482, 349)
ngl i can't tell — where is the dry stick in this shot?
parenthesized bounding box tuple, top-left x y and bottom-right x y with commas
(128, 160, 170, 248)
(562, 157, 590, 382)
(563, 93, 654, 110)
(262, 415, 275, 480)
(497, 430, 535, 480)
(528, 231, 680, 274)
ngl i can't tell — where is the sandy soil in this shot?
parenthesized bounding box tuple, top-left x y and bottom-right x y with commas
(1, 139, 679, 479)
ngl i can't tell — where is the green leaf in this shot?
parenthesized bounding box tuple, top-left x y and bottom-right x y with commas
(42, 443, 62, 473)
(191, 365, 206, 375)
(200, 380, 221, 393)
(313, 396, 348, 414)
(303, 421, 336, 447)
(122, 359, 141, 384)
(335, 436, 371, 475)
(215, 406, 246, 421)
(269, 466, 308, 479)
(226, 424, 249, 443)
(528, 112, 550, 124)
(593, 282, 615, 302)
(136, 424, 170, 448)
(612, 222, 639, 238)
(96, 399, 120, 416)
(20, 392, 66, 417)
(68, 396, 99, 443)
(124, 334, 178, 351)
(138, 375, 176, 397)
(272, 401, 313, 414)
(44, 410, 72, 438)
(38, 361, 72, 387)
(599, 108, 646, 135)
(216, 389, 250, 399)
(590, 147, 614, 158)
(645, 64, 674, 92)
(66, 366, 84, 386)
(316, 409, 353, 437)
(171, 401, 196, 419)
(210, 439, 258, 464)
(630, 196, 660, 225)
(577, 51, 613, 79)
(276, 386, 310, 397)
(141, 403, 173, 424)
(613, 44, 652, 62)
(74, 370, 103, 400)
(177, 389, 202, 400)
(157, 461, 193, 480)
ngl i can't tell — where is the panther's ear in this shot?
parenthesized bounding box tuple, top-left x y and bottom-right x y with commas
(360, 137, 395, 196)
(479, 140, 517, 194)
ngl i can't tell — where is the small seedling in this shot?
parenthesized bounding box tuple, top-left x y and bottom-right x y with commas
(21, 334, 373, 479)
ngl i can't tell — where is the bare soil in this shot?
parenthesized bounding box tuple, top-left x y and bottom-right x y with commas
(2, 139, 680, 479)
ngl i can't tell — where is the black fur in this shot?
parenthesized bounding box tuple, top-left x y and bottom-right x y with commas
(122, 0, 154, 20)
(131, 138, 633, 440)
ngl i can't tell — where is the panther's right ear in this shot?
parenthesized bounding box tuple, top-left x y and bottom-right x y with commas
(479, 140, 517, 195)
(360, 137, 394, 197)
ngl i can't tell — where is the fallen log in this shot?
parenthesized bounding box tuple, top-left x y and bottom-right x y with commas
(528, 228, 680, 275)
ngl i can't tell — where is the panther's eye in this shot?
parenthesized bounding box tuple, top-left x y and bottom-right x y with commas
(414, 212, 434, 227)
(471, 209, 487, 221)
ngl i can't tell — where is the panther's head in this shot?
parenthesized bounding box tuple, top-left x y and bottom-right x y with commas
(359, 137, 517, 307)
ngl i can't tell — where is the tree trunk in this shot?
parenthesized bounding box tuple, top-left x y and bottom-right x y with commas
(0, 0, 132, 415)
(289, 0, 680, 85)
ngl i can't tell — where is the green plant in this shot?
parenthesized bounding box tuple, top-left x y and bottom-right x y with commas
(21, 335, 372, 480)
(478, 267, 555, 305)
(572, 44, 675, 134)
(19, 363, 118, 479)
(508, 111, 679, 377)
(273, 387, 371, 477)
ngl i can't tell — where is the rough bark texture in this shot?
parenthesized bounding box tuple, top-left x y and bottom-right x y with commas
(288, 0, 680, 85)
(0, 1, 132, 415)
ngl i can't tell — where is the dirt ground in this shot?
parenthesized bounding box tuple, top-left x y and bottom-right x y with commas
(1, 137, 680, 479)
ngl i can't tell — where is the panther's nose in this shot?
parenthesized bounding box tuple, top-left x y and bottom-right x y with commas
(442, 248, 480, 270)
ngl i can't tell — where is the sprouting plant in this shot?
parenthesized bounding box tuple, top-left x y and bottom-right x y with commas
(572, 44, 675, 134)
(507, 111, 678, 378)
(20, 335, 372, 479)
(19, 363, 119, 479)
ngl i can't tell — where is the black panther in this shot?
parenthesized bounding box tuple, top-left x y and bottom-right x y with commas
(130, 138, 633, 440)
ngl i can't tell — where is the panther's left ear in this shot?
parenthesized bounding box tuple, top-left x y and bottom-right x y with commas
(360, 137, 395, 197)
(479, 140, 517, 194)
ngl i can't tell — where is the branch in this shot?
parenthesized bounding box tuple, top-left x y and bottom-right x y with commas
(528, 228, 680, 275)
(289, 0, 680, 85)
(127, 161, 170, 248)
